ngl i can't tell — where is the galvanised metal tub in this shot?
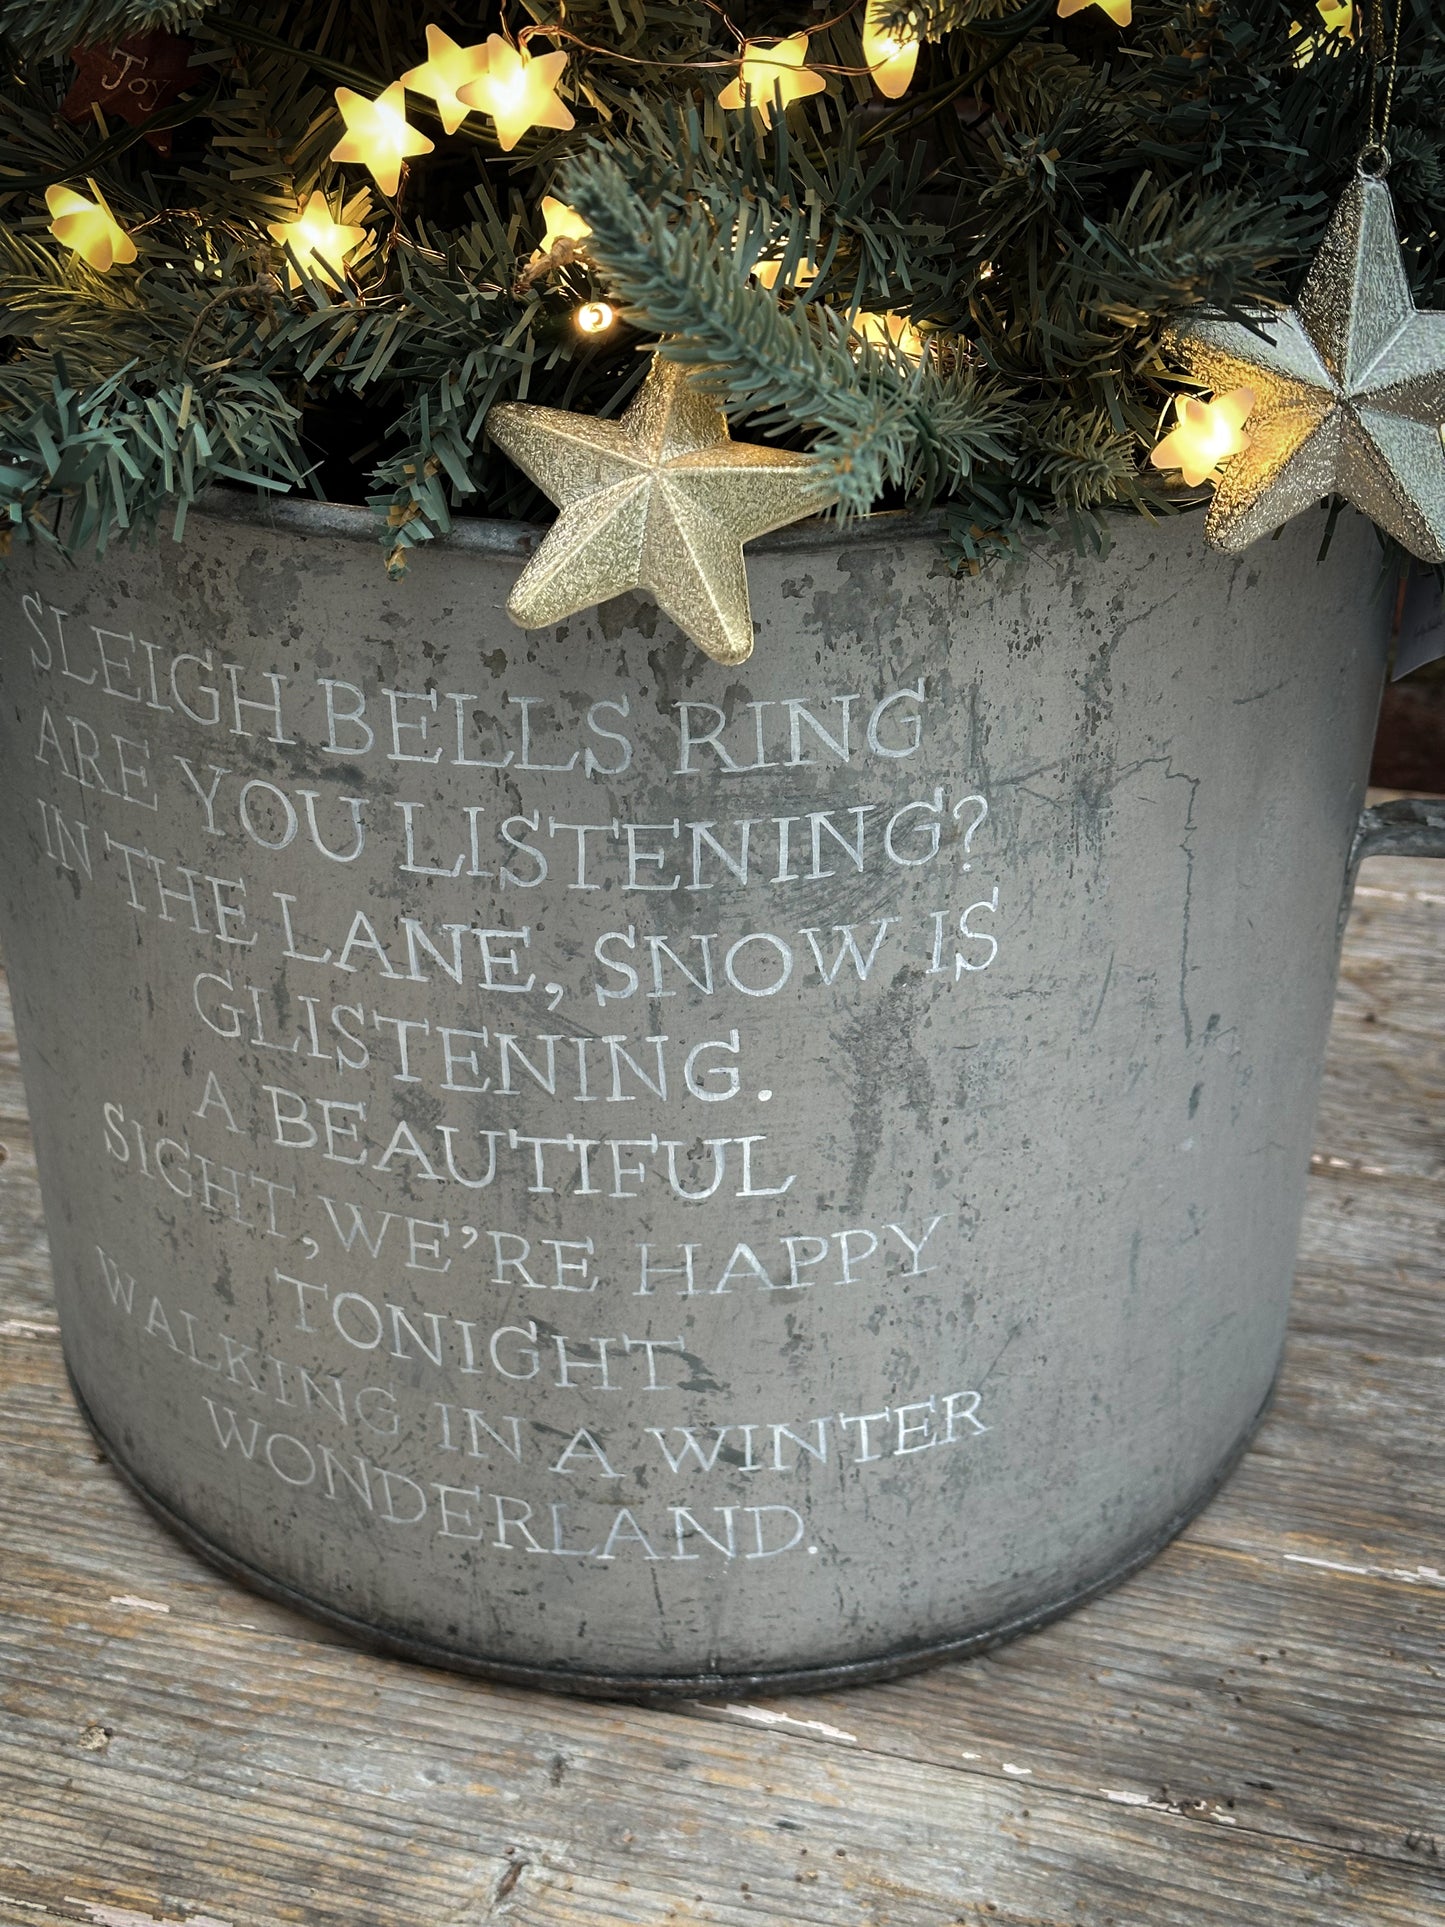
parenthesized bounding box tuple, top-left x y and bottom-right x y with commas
(0, 494, 1436, 1696)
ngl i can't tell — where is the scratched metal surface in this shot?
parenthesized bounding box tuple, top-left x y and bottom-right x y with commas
(0, 841, 1442, 1924)
(0, 501, 1395, 1691)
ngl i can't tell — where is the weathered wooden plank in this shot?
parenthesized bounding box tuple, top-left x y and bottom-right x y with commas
(0, 1132, 51, 1319)
(1314, 857, 1445, 1207)
(2, 1611, 1441, 1927)
(6, 1542, 1432, 1872)
(3, 1685, 1442, 1927)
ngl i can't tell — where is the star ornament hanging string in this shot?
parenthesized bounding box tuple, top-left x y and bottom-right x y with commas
(487, 355, 835, 665)
(1163, 0, 1445, 562)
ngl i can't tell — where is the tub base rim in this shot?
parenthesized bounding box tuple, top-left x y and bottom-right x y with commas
(67, 1361, 1279, 1703)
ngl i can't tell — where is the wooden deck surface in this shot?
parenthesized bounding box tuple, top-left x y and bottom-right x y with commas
(1, 847, 1442, 1927)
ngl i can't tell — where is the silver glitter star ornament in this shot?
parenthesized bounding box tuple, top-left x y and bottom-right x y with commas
(486, 354, 835, 665)
(1165, 170, 1445, 561)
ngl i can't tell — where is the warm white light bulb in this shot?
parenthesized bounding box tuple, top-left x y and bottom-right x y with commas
(1056, 0, 1132, 23)
(533, 196, 591, 267)
(861, 4, 919, 100)
(576, 300, 616, 334)
(1290, 0, 1354, 63)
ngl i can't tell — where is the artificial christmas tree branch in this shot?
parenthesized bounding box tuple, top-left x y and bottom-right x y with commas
(0, 0, 217, 61)
(0, 2, 1439, 571)
(564, 149, 1017, 518)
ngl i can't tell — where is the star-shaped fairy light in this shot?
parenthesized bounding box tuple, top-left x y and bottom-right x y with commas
(61, 30, 202, 157)
(1056, 0, 1132, 23)
(853, 310, 925, 360)
(861, 4, 920, 100)
(1164, 172, 1445, 561)
(45, 183, 136, 270)
(486, 354, 835, 664)
(1290, 0, 1353, 64)
(754, 254, 817, 291)
(401, 24, 491, 135)
(267, 190, 368, 288)
(718, 36, 827, 124)
(457, 38, 573, 152)
(1150, 389, 1256, 488)
(533, 195, 591, 263)
(329, 81, 433, 196)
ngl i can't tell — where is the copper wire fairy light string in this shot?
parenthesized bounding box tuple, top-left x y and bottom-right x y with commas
(212, 3, 899, 94)
(517, 1, 906, 80)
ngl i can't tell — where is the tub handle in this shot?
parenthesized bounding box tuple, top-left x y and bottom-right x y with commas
(1341, 796, 1445, 938)
(1349, 796, 1445, 875)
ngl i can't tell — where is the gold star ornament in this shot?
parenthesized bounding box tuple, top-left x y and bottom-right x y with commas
(1165, 171, 1445, 561)
(486, 355, 835, 665)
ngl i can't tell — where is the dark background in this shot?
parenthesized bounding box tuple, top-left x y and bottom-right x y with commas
(1373, 662, 1445, 792)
